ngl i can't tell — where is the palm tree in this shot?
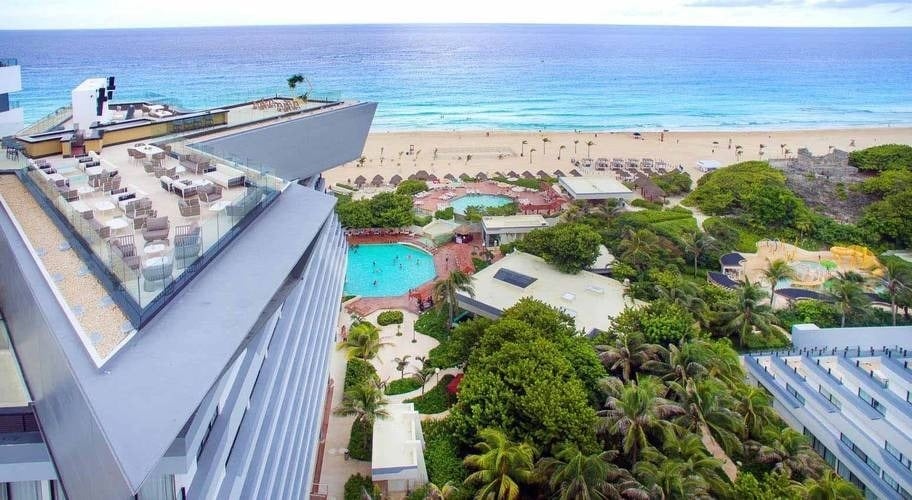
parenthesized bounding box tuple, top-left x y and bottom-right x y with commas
(598, 376, 685, 463)
(879, 260, 910, 325)
(633, 456, 709, 499)
(464, 428, 537, 500)
(393, 355, 411, 379)
(528, 148, 536, 164)
(521, 140, 528, 157)
(717, 278, 783, 347)
(733, 384, 777, 440)
(655, 282, 707, 326)
(424, 482, 460, 500)
(669, 378, 744, 456)
(287, 73, 304, 96)
(573, 139, 579, 154)
(356, 155, 367, 168)
(557, 144, 567, 160)
(617, 229, 660, 271)
(748, 427, 824, 481)
(542, 137, 551, 156)
(762, 259, 796, 308)
(735, 145, 743, 161)
(830, 271, 870, 327)
(804, 469, 863, 500)
(433, 270, 475, 330)
(680, 232, 718, 277)
(585, 140, 595, 158)
(780, 143, 787, 156)
(334, 382, 389, 451)
(337, 322, 387, 360)
(596, 331, 664, 382)
(535, 445, 617, 500)
(653, 433, 731, 495)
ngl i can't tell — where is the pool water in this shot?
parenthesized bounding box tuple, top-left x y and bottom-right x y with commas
(344, 244, 436, 297)
(449, 194, 513, 215)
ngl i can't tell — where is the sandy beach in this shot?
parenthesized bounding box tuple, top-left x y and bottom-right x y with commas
(324, 127, 912, 186)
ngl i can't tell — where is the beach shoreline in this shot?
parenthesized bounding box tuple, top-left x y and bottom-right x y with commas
(324, 126, 912, 186)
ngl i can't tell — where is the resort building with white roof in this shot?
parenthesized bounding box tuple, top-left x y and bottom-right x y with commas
(480, 214, 549, 247)
(371, 403, 428, 496)
(557, 175, 634, 201)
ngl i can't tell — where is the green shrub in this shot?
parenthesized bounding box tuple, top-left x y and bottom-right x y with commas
(435, 207, 455, 220)
(491, 175, 553, 189)
(396, 179, 429, 196)
(849, 144, 912, 172)
(377, 310, 404, 326)
(344, 473, 379, 500)
(385, 377, 423, 395)
(499, 242, 516, 254)
(415, 309, 448, 342)
(741, 329, 791, 351)
(630, 198, 663, 210)
(652, 170, 693, 195)
(422, 418, 469, 486)
(336, 183, 357, 191)
(348, 419, 372, 461)
(472, 257, 490, 271)
(413, 214, 432, 226)
(406, 374, 455, 414)
(344, 358, 379, 392)
(341, 295, 356, 303)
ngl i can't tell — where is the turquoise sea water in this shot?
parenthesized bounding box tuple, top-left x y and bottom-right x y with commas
(344, 244, 435, 297)
(449, 194, 513, 215)
(1, 25, 911, 131)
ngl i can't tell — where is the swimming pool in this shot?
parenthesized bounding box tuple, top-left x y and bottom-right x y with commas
(449, 194, 513, 215)
(344, 244, 436, 297)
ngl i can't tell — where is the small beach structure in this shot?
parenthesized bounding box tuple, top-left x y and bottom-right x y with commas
(421, 219, 460, 245)
(389, 174, 403, 186)
(444, 173, 457, 182)
(536, 170, 550, 179)
(720, 252, 746, 277)
(428, 174, 439, 182)
(507, 170, 519, 178)
(568, 169, 582, 177)
(696, 159, 722, 172)
(414, 170, 430, 180)
(371, 402, 428, 496)
(475, 172, 488, 181)
(480, 214, 548, 247)
(633, 177, 666, 203)
(457, 251, 640, 335)
(558, 176, 634, 202)
(553, 169, 565, 177)
(371, 174, 384, 187)
(354, 175, 367, 188)
(521, 171, 535, 179)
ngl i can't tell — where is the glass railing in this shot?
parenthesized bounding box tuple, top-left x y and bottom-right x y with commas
(20, 152, 283, 328)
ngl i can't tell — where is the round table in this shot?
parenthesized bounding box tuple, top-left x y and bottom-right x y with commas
(143, 243, 169, 258)
(106, 217, 129, 235)
(208, 200, 230, 212)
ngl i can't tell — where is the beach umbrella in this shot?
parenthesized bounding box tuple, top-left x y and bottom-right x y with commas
(553, 169, 565, 177)
(633, 132, 642, 137)
(354, 175, 367, 187)
(522, 171, 535, 179)
(475, 172, 487, 181)
(459, 173, 473, 182)
(536, 170, 549, 179)
(371, 174, 384, 187)
(444, 173, 457, 182)
(415, 170, 430, 180)
(569, 169, 582, 177)
(389, 174, 403, 186)
(507, 170, 519, 178)
(428, 174, 439, 182)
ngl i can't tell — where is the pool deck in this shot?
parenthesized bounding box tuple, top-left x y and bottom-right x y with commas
(345, 234, 479, 317)
(413, 181, 565, 216)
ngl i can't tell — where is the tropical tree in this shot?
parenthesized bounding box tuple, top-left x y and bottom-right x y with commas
(542, 137, 551, 156)
(535, 445, 617, 500)
(463, 428, 537, 500)
(804, 469, 863, 500)
(717, 278, 783, 346)
(521, 140, 528, 157)
(596, 331, 664, 382)
(585, 140, 595, 158)
(652, 433, 731, 495)
(573, 139, 579, 154)
(669, 378, 744, 456)
(829, 271, 870, 327)
(681, 232, 718, 277)
(338, 322, 387, 360)
(528, 148, 536, 164)
(655, 281, 707, 323)
(879, 259, 910, 325)
(287, 73, 304, 96)
(633, 455, 710, 499)
(558, 144, 567, 160)
(748, 427, 824, 481)
(597, 376, 684, 462)
(433, 270, 475, 330)
(762, 259, 796, 308)
(393, 355, 411, 379)
(333, 382, 389, 452)
(617, 228, 660, 272)
(356, 155, 367, 168)
(424, 482, 460, 500)
(734, 384, 777, 440)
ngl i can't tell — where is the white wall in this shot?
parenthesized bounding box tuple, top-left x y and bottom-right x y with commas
(0, 65, 22, 95)
(0, 108, 24, 137)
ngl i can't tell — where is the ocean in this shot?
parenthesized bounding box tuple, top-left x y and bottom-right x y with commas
(1, 24, 911, 131)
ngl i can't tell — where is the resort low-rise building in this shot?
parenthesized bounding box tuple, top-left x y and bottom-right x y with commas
(456, 250, 637, 335)
(0, 58, 23, 137)
(371, 402, 428, 496)
(742, 324, 912, 499)
(480, 214, 549, 247)
(557, 176, 634, 202)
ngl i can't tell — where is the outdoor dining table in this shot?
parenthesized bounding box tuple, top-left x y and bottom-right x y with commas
(69, 200, 92, 216)
(107, 217, 130, 235)
(135, 144, 164, 157)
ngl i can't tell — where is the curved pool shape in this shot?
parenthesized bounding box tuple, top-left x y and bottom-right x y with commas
(344, 244, 436, 297)
(449, 194, 513, 215)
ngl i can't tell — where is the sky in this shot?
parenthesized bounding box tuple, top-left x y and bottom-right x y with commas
(4, 0, 912, 29)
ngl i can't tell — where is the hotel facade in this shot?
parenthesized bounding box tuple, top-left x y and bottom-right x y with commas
(0, 79, 375, 499)
(743, 324, 912, 499)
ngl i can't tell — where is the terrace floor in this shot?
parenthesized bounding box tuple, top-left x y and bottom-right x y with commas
(0, 175, 129, 359)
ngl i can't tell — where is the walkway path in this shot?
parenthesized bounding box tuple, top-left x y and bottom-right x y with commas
(700, 424, 738, 482)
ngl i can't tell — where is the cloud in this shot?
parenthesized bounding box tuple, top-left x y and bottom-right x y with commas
(685, 0, 910, 6)
(815, 0, 911, 7)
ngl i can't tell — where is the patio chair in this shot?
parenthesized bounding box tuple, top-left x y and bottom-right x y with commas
(173, 230, 202, 270)
(142, 216, 170, 242)
(90, 218, 111, 239)
(178, 198, 201, 217)
(198, 184, 223, 204)
(142, 256, 174, 292)
(109, 237, 142, 272)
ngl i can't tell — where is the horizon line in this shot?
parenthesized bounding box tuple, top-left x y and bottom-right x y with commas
(3, 21, 912, 31)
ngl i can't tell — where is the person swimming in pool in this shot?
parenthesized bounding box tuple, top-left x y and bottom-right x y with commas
(373, 280, 377, 286)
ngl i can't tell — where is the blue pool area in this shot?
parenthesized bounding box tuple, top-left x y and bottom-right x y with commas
(449, 194, 513, 215)
(344, 244, 436, 297)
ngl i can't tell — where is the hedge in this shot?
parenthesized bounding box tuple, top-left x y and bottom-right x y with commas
(348, 419, 372, 461)
(344, 473, 380, 500)
(344, 358, 379, 392)
(336, 183, 357, 191)
(385, 377, 423, 395)
(377, 310, 404, 326)
(406, 374, 455, 414)
(422, 418, 468, 486)
(414, 309, 448, 342)
(435, 207, 455, 220)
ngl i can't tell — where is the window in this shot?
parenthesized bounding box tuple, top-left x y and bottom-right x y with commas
(804, 428, 837, 467)
(886, 441, 912, 471)
(840, 433, 881, 475)
(786, 383, 805, 404)
(858, 387, 887, 416)
(819, 385, 842, 409)
(883, 471, 912, 500)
